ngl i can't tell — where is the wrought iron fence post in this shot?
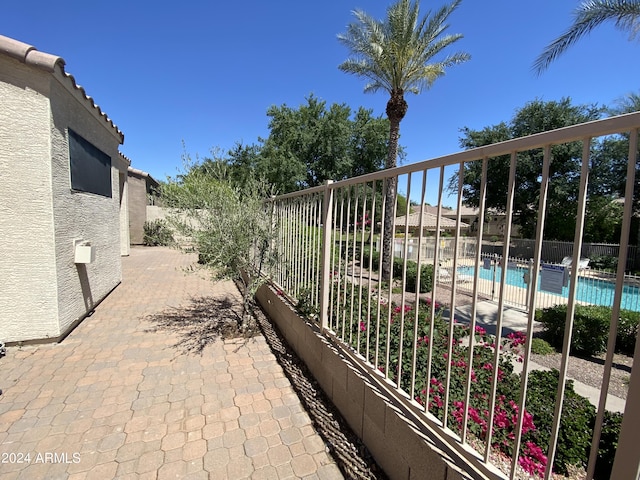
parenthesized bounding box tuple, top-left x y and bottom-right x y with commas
(319, 180, 334, 333)
(525, 258, 534, 313)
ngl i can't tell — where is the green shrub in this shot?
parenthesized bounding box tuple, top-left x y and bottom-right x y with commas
(404, 262, 434, 293)
(328, 283, 622, 478)
(530, 337, 556, 355)
(536, 304, 609, 355)
(296, 287, 319, 319)
(535, 304, 638, 356)
(143, 219, 174, 246)
(361, 246, 380, 271)
(589, 255, 618, 272)
(525, 370, 595, 474)
(594, 411, 623, 480)
(392, 257, 405, 278)
(617, 312, 640, 355)
(361, 248, 434, 293)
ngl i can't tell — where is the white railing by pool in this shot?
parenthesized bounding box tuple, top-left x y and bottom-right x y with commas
(266, 111, 640, 479)
(390, 236, 640, 313)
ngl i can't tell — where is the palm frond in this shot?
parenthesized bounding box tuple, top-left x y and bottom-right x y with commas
(337, 0, 469, 95)
(609, 90, 640, 115)
(534, 0, 640, 74)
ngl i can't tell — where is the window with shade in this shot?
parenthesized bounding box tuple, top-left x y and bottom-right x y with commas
(68, 129, 112, 197)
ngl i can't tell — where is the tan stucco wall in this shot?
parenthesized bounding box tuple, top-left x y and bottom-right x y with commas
(0, 56, 60, 342)
(48, 71, 124, 338)
(146, 205, 169, 223)
(119, 169, 130, 256)
(129, 173, 149, 244)
(0, 53, 126, 343)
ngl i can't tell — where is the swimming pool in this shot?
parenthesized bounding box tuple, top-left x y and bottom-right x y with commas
(457, 264, 640, 312)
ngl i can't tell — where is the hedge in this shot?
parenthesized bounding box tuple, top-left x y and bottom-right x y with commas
(535, 304, 639, 356)
(361, 247, 433, 293)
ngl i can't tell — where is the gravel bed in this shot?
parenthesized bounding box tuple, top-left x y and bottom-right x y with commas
(253, 303, 388, 480)
(530, 351, 632, 400)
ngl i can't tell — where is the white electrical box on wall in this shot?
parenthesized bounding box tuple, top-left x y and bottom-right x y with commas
(74, 240, 95, 264)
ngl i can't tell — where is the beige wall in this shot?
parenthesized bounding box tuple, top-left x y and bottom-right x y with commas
(0, 57, 60, 342)
(0, 53, 127, 343)
(119, 169, 130, 256)
(129, 173, 149, 244)
(146, 205, 169, 223)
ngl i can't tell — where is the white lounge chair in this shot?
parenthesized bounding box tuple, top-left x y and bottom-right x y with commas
(560, 256, 590, 270)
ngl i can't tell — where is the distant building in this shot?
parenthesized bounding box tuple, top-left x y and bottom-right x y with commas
(442, 206, 521, 239)
(128, 167, 160, 245)
(0, 35, 130, 343)
(395, 207, 468, 236)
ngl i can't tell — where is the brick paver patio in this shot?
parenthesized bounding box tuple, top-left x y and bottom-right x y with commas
(0, 246, 343, 479)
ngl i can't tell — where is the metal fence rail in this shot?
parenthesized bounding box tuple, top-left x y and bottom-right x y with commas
(481, 239, 640, 272)
(266, 111, 640, 479)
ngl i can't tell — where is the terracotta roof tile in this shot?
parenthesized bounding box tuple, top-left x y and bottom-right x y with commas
(127, 166, 159, 186)
(120, 152, 132, 166)
(0, 34, 124, 143)
(395, 211, 468, 229)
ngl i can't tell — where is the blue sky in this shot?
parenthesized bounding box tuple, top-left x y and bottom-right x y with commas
(3, 1, 639, 205)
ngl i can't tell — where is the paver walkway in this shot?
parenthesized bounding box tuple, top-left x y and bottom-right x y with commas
(0, 246, 343, 479)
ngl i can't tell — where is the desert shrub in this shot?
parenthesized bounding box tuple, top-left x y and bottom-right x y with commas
(536, 305, 609, 355)
(530, 337, 556, 355)
(161, 161, 277, 332)
(143, 219, 174, 246)
(535, 304, 638, 356)
(526, 371, 623, 478)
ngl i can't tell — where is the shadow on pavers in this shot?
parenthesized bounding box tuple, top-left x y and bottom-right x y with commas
(144, 295, 256, 355)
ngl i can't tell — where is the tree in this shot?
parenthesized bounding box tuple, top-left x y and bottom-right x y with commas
(534, 0, 640, 74)
(454, 98, 605, 240)
(609, 90, 640, 115)
(258, 95, 394, 193)
(584, 196, 624, 242)
(338, 0, 470, 278)
(604, 90, 640, 225)
(226, 142, 263, 187)
(162, 160, 276, 333)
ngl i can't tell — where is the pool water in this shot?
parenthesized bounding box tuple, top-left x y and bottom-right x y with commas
(458, 264, 640, 312)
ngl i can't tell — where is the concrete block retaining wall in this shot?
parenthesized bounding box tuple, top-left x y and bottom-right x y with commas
(255, 283, 481, 480)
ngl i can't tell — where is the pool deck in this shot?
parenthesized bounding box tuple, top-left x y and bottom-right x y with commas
(0, 246, 343, 479)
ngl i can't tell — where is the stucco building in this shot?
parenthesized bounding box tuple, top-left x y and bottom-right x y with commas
(0, 35, 130, 343)
(442, 206, 522, 239)
(128, 166, 160, 245)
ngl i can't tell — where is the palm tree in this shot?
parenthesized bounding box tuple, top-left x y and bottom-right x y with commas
(338, 0, 470, 278)
(609, 90, 640, 115)
(534, 0, 640, 74)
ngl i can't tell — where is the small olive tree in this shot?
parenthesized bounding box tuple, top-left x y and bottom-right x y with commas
(162, 160, 276, 333)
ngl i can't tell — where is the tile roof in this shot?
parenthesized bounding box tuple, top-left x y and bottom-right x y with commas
(127, 166, 159, 186)
(119, 152, 133, 166)
(0, 34, 124, 143)
(395, 211, 469, 229)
